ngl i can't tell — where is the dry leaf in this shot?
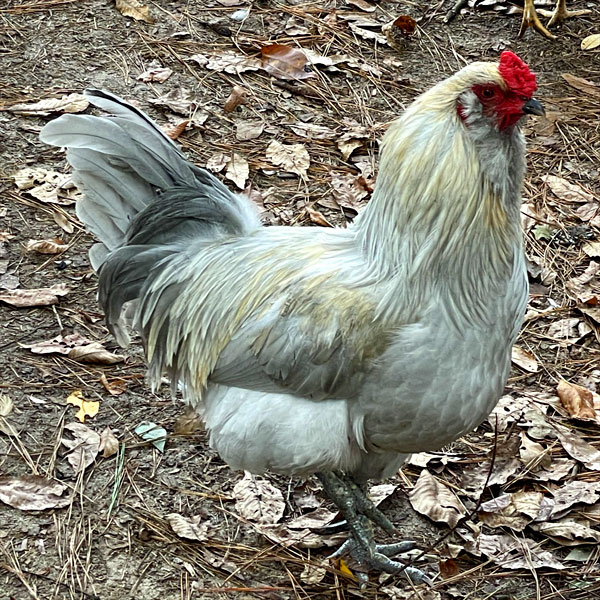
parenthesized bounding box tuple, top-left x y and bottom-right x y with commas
(287, 507, 338, 529)
(148, 92, 196, 115)
(479, 533, 565, 570)
(24, 333, 124, 364)
(261, 44, 314, 81)
(556, 426, 600, 470)
(192, 51, 261, 75)
(115, 0, 155, 23)
(561, 73, 600, 98)
(0, 475, 71, 511)
(409, 470, 466, 528)
(307, 206, 333, 227)
(550, 480, 600, 518)
(479, 491, 544, 531)
(0, 394, 14, 417)
(236, 121, 264, 141)
(300, 559, 327, 585)
(0, 284, 69, 307)
(534, 518, 600, 544)
(206, 153, 229, 173)
(581, 34, 600, 51)
(53, 211, 75, 233)
(66, 390, 99, 423)
(369, 483, 397, 506)
(174, 406, 204, 435)
(225, 153, 249, 189)
(99, 427, 119, 458)
(558, 380, 596, 421)
(233, 472, 285, 524)
(583, 241, 600, 258)
(166, 513, 210, 541)
(511, 346, 538, 373)
(137, 67, 173, 82)
(7, 93, 88, 116)
(62, 422, 100, 473)
(545, 175, 593, 203)
(266, 140, 310, 178)
(347, 0, 376, 12)
(257, 521, 346, 549)
(565, 261, 599, 304)
(519, 432, 551, 469)
(223, 85, 248, 112)
(25, 238, 68, 255)
(100, 373, 127, 396)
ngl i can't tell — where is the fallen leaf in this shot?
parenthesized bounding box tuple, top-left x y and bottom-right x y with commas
(206, 153, 229, 173)
(25, 238, 68, 255)
(261, 44, 314, 81)
(66, 390, 99, 423)
(583, 241, 600, 258)
(13, 167, 81, 205)
(545, 175, 593, 203)
(562, 73, 600, 98)
(300, 559, 327, 585)
(581, 33, 600, 50)
(99, 427, 119, 458)
(347, 21, 388, 45)
(236, 120, 264, 141)
(478, 533, 565, 570)
(137, 67, 173, 82)
(233, 472, 285, 525)
(306, 206, 333, 227)
(6, 93, 88, 116)
(556, 426, 600, 470)
(0, 475, 71, 511)
(115, 0, 155, 23)
(557, 380, 596, 422)
(100, 373, 127, 396)
(0, 284, 69, 307)
(24, 333, 124, 364)
(135, 421, 167, 452)
(519, 432, 551, 469)
(347, 0, 376, 11)
(369, 483, 397, 506)
(174, 406, 204, 435)
(266, 140, 310, 178)
(549, 480, 600, 518)
(223, 85, 248, 112)
(479, 491, 543, 531)
(225, 153, 249, 189)
(61, 422, 100, 473)
(511, 346, 538, 373)
(192, 51, 261, 75)
(53, 211, 75, 233)
(166, 513, 210, 541)
(0, 394, 14, 417)
(287, 507, 338, 529)
(565, 261, 599, 304)
(409, 470, 466, 528)
(148, 91, 197, 115)
(534, 518, 600, 545)
(257, 522, 346, 549)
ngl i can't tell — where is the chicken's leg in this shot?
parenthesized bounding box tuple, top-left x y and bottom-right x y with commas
(519, 0, 556, 39)
(538, 0, 591, 27)
(316, 472, 431, 584)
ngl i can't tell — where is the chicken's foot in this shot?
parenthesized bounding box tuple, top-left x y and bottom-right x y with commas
(519, 0, 556, 39)
(538, 0, 591, 26)
(316, 472, 431, 585)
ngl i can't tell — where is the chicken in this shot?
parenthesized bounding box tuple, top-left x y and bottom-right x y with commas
(39, 51, 544, 582)
(519, 0, 591, 39)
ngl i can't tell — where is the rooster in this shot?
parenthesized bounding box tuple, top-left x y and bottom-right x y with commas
(40, 51, 544, 583)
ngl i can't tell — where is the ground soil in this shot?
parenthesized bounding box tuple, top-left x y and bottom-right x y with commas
(1, 1, 599, 599)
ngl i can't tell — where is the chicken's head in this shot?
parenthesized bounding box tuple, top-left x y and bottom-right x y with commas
(457, 51, 544, 132)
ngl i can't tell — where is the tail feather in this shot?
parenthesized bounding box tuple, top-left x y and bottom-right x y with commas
(39, 88, 261, 346)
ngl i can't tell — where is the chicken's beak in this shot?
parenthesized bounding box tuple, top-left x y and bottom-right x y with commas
(523, 98, 545, 117)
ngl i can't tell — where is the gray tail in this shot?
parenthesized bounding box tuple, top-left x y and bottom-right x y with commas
(39, 89, 259, 344)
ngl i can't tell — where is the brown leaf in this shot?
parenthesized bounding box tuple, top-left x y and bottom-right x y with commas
(13, 167, 80, 205)
(137, 67, 172, 83)
(545, 175, 593, 203)
(166, 513, 210, 541)
(174, 406, 204, 435)
(261, 44, 314, 81)
(306, 206, 333, 227)
(479, 533, 565, 570)
(558, 380, 596, 421)
(550, 480, 600, 518)
(0, 284, 69, 307)
(511, 346, 538, 373)
(100, 373, 127, 396)
(556, 426, 600, 470)
(115, 0, 155, 23)
(25, 238, 68, 255)
(583, 241, 600, 258)
(225, 153, 249, 190)
(164, 119, 189, 141)
(562, 73, 600, 98)
(53, 211, 75, 233)
(265, 140, 310, 178)
(534, 518, 600, 545)
(233, 473, 285, 524)
(62, 422, 100, 473)
(347, 0, 376, 12)
(236, 120, 264, 141)
(409, 470, 466, 528)
(256, 522, 346, 549)
(218, 75, 250, 104)
(286, 507, 337, 529)
(99, 427, 119, 458)
(479, 491, 544, 531)
(24, 333, 124, 364)
(0, 475, 71, 511)
(7, 93, 88, 116)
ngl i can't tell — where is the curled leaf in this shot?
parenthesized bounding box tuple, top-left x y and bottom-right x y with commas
(261, 44, 314, 81)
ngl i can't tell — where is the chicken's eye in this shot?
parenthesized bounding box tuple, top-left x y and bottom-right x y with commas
(481, 87, 495, 99)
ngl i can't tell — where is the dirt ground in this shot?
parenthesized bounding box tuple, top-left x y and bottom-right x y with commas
(1, 0, 600, 599)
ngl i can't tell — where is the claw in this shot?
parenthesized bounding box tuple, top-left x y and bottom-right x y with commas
(518, 0, 556, 39)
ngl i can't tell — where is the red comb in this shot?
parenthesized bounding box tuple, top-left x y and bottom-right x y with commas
(498, 51, 537, 97)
